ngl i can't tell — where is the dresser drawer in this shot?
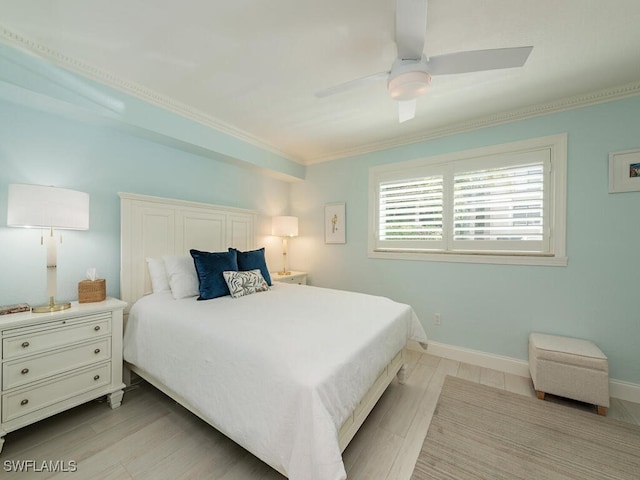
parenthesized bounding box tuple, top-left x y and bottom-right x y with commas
(2, 362, 111, 422)
(3, 338, 111, 390)
(2, 315, 111, 359)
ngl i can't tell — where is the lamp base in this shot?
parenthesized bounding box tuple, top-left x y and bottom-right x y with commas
(277, 270, 292, 276)
(32, 297, 71, 313)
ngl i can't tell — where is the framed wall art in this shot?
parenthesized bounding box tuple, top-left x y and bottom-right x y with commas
(325, 202, 346, 244)
(609, 148, 640, 193)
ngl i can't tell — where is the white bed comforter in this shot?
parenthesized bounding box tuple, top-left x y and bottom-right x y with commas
(123, 283, 427, 480)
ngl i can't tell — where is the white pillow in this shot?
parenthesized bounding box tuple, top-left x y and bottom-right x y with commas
(146, 257, 170, 293)
(162, 255, 199, 299)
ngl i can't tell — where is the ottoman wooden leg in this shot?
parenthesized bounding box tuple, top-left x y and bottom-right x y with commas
(536, 390, 545, 400)
(597, 405, 608, 416)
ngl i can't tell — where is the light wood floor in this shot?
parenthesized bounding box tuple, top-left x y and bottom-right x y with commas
(3, 351, 639, 479)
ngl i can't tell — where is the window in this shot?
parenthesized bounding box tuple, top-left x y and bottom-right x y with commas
(369, 134, 567, 266)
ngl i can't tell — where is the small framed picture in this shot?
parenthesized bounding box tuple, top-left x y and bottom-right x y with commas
(325, 203, 346, 244)
(609, 148, 640, 193)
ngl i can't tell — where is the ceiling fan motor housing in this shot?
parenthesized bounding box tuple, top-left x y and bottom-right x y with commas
(387, 58, 431, 101)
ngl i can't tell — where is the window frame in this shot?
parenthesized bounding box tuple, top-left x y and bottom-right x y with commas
(368, 134, 567, 266)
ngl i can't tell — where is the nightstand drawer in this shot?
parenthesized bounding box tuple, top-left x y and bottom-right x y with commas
(277, 274, 306, 284)
(3, 338, 111, 390)
(2, 362, 111, 422)
(2, 315, 111, 359)
(272, 272, 308, 285)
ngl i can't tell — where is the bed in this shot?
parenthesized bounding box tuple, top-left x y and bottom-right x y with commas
(119, 193, 428, 480)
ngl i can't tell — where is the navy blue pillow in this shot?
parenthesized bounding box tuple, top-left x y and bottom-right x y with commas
(190, 249, 238, 300)
(229, 247, 272, 286)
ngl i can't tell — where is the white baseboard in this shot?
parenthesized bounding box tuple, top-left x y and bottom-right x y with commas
(407, 340, 640, 404)
(419, 340, 530, 377)
(609, 380, 640, 404)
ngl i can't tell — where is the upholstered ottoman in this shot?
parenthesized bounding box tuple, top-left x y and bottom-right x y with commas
(529, 333, 609, 415)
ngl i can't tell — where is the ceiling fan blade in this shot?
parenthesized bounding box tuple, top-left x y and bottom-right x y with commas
(398, 99, 416, 123)
(315, 71, 389, 98)
(426, 46, 533, 75)
(396, 0, 428, 61)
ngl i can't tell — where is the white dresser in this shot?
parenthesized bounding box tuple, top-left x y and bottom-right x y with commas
(0, 298, 126, 453)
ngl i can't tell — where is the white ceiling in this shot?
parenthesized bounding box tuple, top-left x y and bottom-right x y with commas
(1, 0, 640, 164)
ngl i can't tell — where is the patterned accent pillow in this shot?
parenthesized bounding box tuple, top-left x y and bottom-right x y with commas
(222, 269, 269, 298)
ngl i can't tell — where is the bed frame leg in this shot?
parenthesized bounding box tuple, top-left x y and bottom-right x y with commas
(123, 365, 132, 386)
(397, 363, 407, 385)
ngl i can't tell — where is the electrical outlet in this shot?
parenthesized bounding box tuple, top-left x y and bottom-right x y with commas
(434, 313, 441, 326)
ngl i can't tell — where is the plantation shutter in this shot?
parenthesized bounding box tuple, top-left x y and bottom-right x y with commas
(451, 153, 550, 252)
(377, 175, 444, 250)
(369, 135, 565, 263)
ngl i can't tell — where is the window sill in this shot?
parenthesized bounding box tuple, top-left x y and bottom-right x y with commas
(369, 249, 568, 266)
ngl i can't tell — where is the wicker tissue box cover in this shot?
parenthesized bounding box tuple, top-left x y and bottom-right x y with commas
(78, 279, 106, 303)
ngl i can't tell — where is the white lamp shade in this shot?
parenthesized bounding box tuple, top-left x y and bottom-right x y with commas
(7, 184, 90, 230)
(272, 216, 298, 237)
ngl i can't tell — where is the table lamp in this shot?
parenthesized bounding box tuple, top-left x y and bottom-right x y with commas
(7, 184, 90, 312)
(272, 216, 298, 275)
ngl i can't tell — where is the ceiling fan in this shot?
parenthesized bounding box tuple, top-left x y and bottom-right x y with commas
(315, 0, 533, 123)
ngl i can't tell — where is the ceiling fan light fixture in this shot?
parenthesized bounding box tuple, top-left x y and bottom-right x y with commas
(387, 70, 431, 101)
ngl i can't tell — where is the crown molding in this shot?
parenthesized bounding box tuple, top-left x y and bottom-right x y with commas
(0, 26, 303, 166)
(305, 81, 640, 164)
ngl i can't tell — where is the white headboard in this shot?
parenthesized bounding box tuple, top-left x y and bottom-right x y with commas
(119, 192, 257, 309)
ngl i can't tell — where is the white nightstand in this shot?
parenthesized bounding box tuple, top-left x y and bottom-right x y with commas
(271, 271, 308, 285)
(0, 297, 127, 453)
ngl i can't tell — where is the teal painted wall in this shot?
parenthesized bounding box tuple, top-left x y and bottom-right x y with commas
(0, 101, 291, 307)
(290, 96, 640, 384)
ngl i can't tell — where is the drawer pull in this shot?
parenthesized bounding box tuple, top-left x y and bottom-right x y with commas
(94, 348, 101, 354)
(94, 326, 101, 331)
(21, 341, 30, 348)
(94, 375, 100, 381)
(20, 399, 29, 406)
(21, 368, 29, 375)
